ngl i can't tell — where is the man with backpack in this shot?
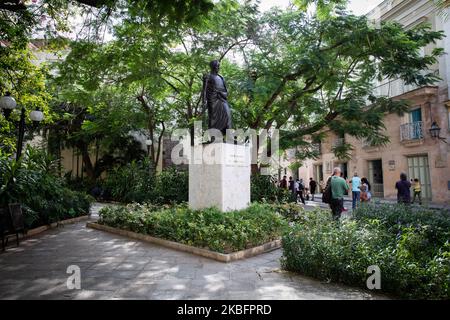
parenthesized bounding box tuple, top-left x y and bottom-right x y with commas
(323, 167, 349, 220)
(296, 178, 306, 204)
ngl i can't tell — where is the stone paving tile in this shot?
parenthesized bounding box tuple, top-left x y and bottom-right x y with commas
(0, 203, 389, 300)
(112, 283, 158, 299)
(72, 290, 115, 300)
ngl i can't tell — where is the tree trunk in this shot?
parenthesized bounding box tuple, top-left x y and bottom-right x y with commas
(155, 121, 165, 171)
(77, 142, 95, 179)
(250, 131, 260, 175)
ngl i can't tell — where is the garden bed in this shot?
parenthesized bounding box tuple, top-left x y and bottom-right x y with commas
(95, 202, 287, 260)
(282, 204, 450, 300)
(87, 222, 281, 262)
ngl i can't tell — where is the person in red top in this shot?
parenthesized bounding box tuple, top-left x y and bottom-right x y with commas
(279, 176, 288, 189)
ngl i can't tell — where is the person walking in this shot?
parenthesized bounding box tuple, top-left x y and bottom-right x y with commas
(330, 167, 349, 220)
(288, 176, 294, 192)
(412, 178, 422, 205)
(309, 178, 317, 201)
(350, 172, 361, 209)
(395, 172, 411, 204)
(279, 176, 288, 189)
(297, 178, 306, 204)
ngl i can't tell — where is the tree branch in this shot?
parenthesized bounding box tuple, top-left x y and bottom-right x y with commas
(219, 38, 249, 62)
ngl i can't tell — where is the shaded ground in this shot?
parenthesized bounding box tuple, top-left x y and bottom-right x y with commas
(0, 203, 387, 300)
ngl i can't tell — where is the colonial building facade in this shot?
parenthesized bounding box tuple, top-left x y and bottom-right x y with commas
(299, 0, 450, 204)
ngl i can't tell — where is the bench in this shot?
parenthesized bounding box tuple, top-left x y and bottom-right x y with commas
(0, 203, 25, 251)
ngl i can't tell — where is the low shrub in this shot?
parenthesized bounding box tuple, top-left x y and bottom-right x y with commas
(353, 203, 450, 250)
(281, 208, 450, 299)
(102, 163, 188, 204)
(102, 159, 156, 203)
(98, 202, 287, 253)
(0, 147, 94, 228)
(251, 174, 291, 203)
(268, 202, 306, 223)
(152, 167, 188, 204)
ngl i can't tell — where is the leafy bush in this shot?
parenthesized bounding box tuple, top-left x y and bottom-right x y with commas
(102, 162, 188, 204)
(0, 147, 94, 228)
(152, 167, 188, 204)
(269, 202, 306, 223)
(102, 159, 155, 203)
(281, 208, 450, 299)
(353, 203, 450, 250)
(98, 203, 287, 253)
(251, 174, 291, 203)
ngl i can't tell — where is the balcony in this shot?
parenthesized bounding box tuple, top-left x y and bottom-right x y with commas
(311, 143, 321, 155)
(400, 121, 424, 145)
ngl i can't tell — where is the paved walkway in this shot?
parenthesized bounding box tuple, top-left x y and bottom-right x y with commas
(0, 203, 387, 300)
(310, 193, 450, 210)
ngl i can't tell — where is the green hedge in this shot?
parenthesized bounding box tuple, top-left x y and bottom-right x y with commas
(0, 147, 93, 228)
(251, 174, 291, 203)
(102, 163, 188, 204)
(281, 205, 450, 299)
(98, 203, 287, 253)
(104, 167, 289, 205)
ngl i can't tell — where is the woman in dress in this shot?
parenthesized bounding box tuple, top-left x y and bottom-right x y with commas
(360, 177, 372, 202)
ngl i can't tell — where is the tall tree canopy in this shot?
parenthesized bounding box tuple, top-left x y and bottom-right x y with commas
(224, 6, 444, 161)
(2, 0, 444, 175)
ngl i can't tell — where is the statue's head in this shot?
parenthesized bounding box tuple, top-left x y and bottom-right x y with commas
(209, 60, 220, 74)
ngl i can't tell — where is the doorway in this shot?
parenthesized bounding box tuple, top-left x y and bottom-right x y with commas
(338, 162, 348, 179)
(314, 164, 323, 182)
(407, 155, 432, 201)
(368, 160, 384, 198)
(314, 164, 324, 192)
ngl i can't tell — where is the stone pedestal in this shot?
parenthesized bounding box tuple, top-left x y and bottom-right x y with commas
(189, 143, 251, 212)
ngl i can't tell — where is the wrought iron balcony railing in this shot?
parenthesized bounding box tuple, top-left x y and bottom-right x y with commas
(311, 143, 321, 155)
(400, 121, 424, 142)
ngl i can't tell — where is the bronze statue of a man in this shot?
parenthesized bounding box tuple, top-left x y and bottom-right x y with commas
(202, 60, 232, 136)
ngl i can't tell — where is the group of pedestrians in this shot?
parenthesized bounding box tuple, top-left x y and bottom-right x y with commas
(324, 168, 423, 220)
(279, 169, 423, 221)
(349, 172, 372, 209)
(278, 175, 318, 204)
(395, 173, 422, 205)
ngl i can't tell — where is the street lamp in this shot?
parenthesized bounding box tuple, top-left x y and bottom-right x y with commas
(30, 109, 44, 127)
(429, 122, 441, 138)
(0, 93, 45, 160)
(0, 93, 17, 119)
(429, 121, 447, 143)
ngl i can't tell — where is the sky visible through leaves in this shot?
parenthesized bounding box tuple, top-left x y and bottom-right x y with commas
(259, 0, 385, 15)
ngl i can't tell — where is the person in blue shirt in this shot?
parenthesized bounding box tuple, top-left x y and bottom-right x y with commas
(350, 172, 361, 209)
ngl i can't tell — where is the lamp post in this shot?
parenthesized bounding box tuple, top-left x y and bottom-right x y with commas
(429, 122, 441, 138)
(0, 93, 16, 119)
(429, 121, 447, 143)
(145, 139, 152, 156)
(0, 93, 44, 160)
(145, 138, 156, 174)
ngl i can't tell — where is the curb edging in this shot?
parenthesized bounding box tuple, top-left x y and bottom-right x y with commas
(25, 215, 90, 238)
(86, 222, 281, 263)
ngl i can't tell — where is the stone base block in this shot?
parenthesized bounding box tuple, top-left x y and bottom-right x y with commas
(189, 143, 251, 212)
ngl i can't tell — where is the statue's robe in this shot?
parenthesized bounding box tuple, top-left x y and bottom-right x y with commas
(205, 73, 232, 134)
